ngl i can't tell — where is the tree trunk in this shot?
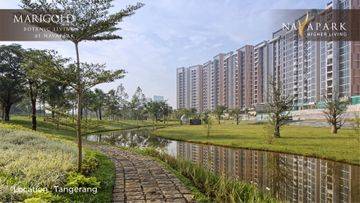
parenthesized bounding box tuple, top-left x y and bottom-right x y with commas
(218, 116, 220, 125)
(29, 82, 37, 131)
(331, 125, 338, 134)
(75, 42, 83, 172)
(99, 108, 102, 120)
(31, 98, 37, 131)
(4, 104, 11, 121)
(236, 117, 239, 125)
(274, 124, 280, 138)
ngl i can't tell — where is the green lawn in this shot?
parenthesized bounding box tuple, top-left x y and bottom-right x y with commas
(8, 115, 175, 140)
(154, 121, 360, 165)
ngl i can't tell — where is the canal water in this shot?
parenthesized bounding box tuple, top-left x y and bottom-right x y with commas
(86, 129, 360, 202)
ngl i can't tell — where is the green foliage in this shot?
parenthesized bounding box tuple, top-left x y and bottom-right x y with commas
(21, 0, 144, 44)
(201, 111, 212, 137)
(0, 44, 26, 121)
(214, 105, 227, 124)
(323, 97, 350, 134)
(24, 191, 65, 203)
(0, 129, 77, 188)
(81, 152, 100, 176)
(352, 112, 360, 142)
(66, 173, 100, 188)
(136, 148, 276, 202)
(0, 127, 77, 202)
(229, 108, 242, 125)
(144, 100, 172, 124)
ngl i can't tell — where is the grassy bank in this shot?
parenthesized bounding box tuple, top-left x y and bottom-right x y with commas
(132, 147, 276, 202)
(8, 115, 175, 139)
(154, 121, 360, 165)
(0, 123, 115, 202)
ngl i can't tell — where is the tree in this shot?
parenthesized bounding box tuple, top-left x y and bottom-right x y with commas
(115, 84, 129, 119)
(353, 112, 360, 142)
(36, 62, 125, 171)
(88, 89, 106, 120)
(214, 105, 227, 125)
(267, 79, 293, 138)
(229, 108, 242, 125)
(202, 110, 212, 137)
(159, 101, 172, 123)
(130, 87, 146, 121)
(145, 101, 161, 125)
(22, 49, 58, 130)
(42, 79, 69, 119)
(323, 97, 349, 134)
(22, 0, 143, 172)
(0, 44, 26, 121)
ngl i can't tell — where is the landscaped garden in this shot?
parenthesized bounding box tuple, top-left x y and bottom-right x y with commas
(0, 123, 115, 202)
(154, 121, 360, 165)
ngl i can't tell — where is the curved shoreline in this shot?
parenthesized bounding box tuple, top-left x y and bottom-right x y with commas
(151, 132, 360, 166)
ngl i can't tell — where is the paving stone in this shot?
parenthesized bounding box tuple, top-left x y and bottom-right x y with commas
(90, 145, 194, 203)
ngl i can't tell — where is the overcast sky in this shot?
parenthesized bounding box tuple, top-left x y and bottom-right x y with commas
(0, 0, 329, 107)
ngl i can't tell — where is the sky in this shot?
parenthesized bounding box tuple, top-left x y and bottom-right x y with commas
(0, 0, 329, 107)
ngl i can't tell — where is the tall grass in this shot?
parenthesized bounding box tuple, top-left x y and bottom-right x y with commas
(135, 148, 277, 203)
(0, 128, 77, 201)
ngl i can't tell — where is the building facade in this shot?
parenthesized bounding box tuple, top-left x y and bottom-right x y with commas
(176, 0, 360, 112)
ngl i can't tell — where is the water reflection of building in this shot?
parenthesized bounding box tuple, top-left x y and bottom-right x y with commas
(176, 142, 360, 202)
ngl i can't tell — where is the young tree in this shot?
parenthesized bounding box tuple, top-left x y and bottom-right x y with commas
(0, 44, 26, 121)
(267, 79, 293, 138)
(115, 84, 129, 119)
(22, 0, 143, 172)
(159, 101, 172, 123)
(105, 89, 120, 120)
(229, 108, 242, 125)
(353, 112, 360, 142)
(145, 101, 161, 126)
(36, 62, 124, 171)
(323, 97, 349, 134)
(214, 105, 227, 125)
(202, 110, 212, 138)
(130, 87, 146, 122)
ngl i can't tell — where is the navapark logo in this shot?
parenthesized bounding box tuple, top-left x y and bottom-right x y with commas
(279, 9, 360, 41)
(0, 9, 76, 41)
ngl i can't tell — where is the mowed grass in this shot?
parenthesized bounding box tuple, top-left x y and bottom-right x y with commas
(8, 115, 174, 140)
(154, 121, 360, 165)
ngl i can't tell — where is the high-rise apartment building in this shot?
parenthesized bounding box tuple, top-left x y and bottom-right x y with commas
(176, 67, 187, 109)
(188, 65, 203, 111)
(253, 41, 269, 105)
(225, 52, 238, 108)
(236, 45, 254, 108)
(176, 0, 360, 111)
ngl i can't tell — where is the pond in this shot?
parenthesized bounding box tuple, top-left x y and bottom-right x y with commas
(86, 129, 360, 202)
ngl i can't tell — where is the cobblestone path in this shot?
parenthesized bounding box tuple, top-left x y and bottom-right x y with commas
(94, 145, 195, 203)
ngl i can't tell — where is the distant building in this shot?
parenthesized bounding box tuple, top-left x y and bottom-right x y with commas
(153, 95, 164, 102)
(176, 0, 360, 112)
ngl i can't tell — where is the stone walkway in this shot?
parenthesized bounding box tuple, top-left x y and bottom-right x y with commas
(94, 145, 195, 203)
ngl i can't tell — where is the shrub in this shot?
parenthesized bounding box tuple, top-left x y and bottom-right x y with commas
(66, 173, 100, 188)
(0, 128, 77, 201)
(24, 191, 65, 203)
(81, 152, 99, 176)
